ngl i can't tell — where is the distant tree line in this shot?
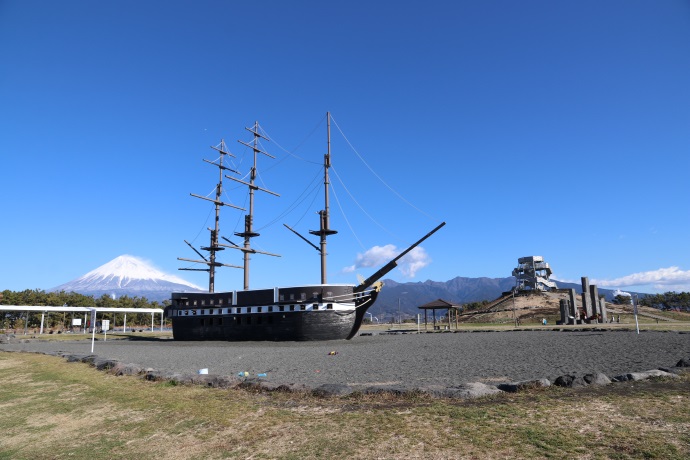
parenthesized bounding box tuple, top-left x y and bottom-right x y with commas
(0, 289, 168, 331)
(639, 291, 690, 311)
(611, 291, 689, 311)
(612, 295, 633, 305)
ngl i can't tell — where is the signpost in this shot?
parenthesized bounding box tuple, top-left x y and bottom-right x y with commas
(102, 319, 110, 341)
(92, 318, 111, 352)
(632, 294, 640, 335)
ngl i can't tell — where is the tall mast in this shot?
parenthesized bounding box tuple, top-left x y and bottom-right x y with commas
(233, 122, 280, 290)
(208, 144, 224, 292)
(243, 122, 260, 290)
(178, 139, 244, 292)
(310, 112, 338, 283)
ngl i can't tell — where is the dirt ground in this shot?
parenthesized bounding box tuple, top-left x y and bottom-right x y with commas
(458, 291, 690, 325)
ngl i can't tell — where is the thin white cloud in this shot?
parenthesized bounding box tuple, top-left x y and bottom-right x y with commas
(591, 267, 690, 291)
(342, 244, 431, 278)
(342, 244, 397, 274)
(398, 247, 431, 277)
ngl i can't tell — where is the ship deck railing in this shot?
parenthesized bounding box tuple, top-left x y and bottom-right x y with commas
(325, 288, 377, 304)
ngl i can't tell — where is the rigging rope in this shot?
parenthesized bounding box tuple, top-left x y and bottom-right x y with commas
(230, 120, 326, 232)
(257, 169, 322, 231)
(293, 179, 322, 227)
(330, 165, 400, 244)
(260, 122, 322, 166)
(330, 115, 437, 221)
(328, 177, 365, 250)
(191, 206, 214, 246)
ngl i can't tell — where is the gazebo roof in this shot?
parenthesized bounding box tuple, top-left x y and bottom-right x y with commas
(418, 298, 461, 310)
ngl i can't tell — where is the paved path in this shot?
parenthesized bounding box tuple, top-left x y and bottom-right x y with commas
(2, 330, 688, 390)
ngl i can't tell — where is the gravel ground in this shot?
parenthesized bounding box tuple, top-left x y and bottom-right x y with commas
(2, 330, 689, 389)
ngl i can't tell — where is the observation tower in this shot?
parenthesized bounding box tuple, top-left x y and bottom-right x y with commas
(512, 256, 557, 292)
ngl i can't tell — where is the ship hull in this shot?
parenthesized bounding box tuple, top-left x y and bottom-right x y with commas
(165, 283, 379, 341)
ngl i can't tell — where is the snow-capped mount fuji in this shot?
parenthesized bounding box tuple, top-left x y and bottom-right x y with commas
(50, 255, 205, 302)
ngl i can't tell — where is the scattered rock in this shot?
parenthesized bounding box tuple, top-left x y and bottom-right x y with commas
(237, 377, 262, 387)
(553, 375, 586, 388)
(110, 362, 144, 376)
(276, 383, 309, 393)
(313, 383, 354, 397)
(554, 373, 610, 387)
(362, 385, 409, 396)
(498, 378, 551, 393)
(172, 374, 197, 385)
(425, 382, 502, 399)
(582, 373, 611, 385)
(675, 357, 690, 367)
(237, 378, 307, 393)
(256, 381, 293, 392)
(657, 367, 690, 376)
(144, 370, 189, 383)
(189, 374, 236, 388)
(93, 358, 119, 371)
(612, 369, 679, 382)
(79, 355, 98, 365)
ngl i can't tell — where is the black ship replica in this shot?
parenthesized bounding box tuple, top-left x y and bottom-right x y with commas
(165, 114, 444, 341)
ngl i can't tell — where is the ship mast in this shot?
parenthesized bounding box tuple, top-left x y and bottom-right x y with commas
(179, 126, 281, 292)
(178, 140, 244, 292)
(232, 122, 280, 290)
(309, 112, 338, 283)
(207, 146, 223, 292)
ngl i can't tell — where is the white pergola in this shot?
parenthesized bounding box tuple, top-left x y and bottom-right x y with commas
(0, 305, 165, 335)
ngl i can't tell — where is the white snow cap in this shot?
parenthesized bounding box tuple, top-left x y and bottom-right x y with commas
(78, 255, 203, 289)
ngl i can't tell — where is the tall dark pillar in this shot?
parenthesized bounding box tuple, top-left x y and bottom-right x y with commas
(559, 299, 569, 324)
(600, 297, 608, 323)
(569, 289, 578, 319)
(581, 277, 592, 318)
(590, 284, 600, 322)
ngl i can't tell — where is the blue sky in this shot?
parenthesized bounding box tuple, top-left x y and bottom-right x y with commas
(1, 1, 689, 295)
